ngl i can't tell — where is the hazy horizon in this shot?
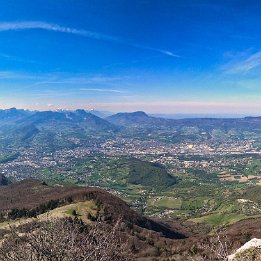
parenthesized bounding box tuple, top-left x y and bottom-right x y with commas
(0, 107, 260, 119)
(0, 1, 260, 114)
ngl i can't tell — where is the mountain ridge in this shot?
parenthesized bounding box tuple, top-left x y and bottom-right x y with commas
(0, 179, 186, 239)
(0, 108, 260, 151)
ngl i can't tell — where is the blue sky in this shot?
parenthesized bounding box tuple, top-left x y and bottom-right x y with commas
(0, 0, 260, 114)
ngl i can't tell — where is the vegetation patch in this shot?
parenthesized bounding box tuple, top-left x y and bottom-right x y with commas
(190, 213, 247, 226)
(127, 158, 177, 189)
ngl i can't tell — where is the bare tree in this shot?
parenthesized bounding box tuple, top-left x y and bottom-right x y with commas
(210, 233, 230, 260)
(0, 218, 132, 261)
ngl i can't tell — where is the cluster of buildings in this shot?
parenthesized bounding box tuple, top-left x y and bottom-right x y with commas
(0, 136, 260, 185)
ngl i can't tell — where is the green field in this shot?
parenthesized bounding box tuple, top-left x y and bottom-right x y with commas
(25, 154, 261, 227)
(190, 213, 247, 226)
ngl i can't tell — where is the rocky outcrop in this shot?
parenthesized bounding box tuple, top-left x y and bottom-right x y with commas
(228, 238, 261, 260)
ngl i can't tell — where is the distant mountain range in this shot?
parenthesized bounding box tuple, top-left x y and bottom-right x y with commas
(0, 108, 260, 151)
(0, 108, 119, 150)
(106, 111, 163, 126)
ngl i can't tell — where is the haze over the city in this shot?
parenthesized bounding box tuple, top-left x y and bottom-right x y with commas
(0, 0, 260, 115)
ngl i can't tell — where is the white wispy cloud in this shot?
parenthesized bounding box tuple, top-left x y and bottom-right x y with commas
(223, 51, 261, 74)
(0, 71, 126, 85)
(0, 21, 178, 57)
(159, 50, 179, 57)
(0, 52, 42, 64)
(80, 88, 128, 93)
(128, 42, 180, 57)
(32, 76, 123, 86)
(0, 70, 43, 80)
(0, 21, 117, 40)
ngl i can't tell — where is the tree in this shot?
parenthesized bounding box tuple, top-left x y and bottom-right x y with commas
(0, 217, 132, 261)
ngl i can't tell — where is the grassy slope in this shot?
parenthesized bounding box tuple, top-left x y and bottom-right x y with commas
(0, 179, 187, 240)
(0, 200, 97, 230)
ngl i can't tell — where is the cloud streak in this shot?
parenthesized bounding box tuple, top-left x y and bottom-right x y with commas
(32, 76, 124, 86)
(80, 88, 128, 93)
(0, 71, 127, 85)
(223, 51, 261, 74)
(0, 21, 178, 57)
(0, 21, 117, 41)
